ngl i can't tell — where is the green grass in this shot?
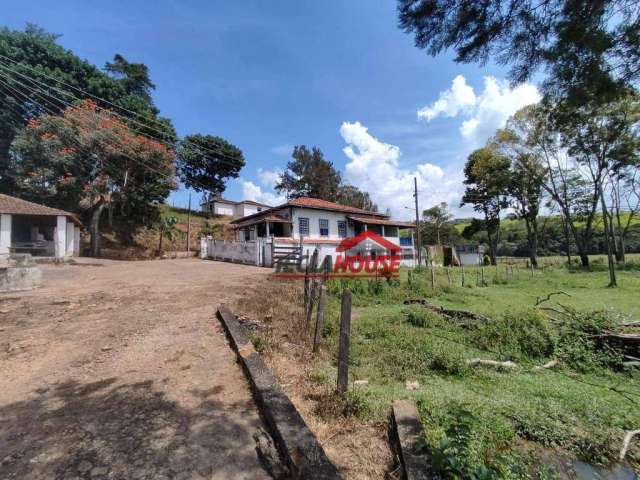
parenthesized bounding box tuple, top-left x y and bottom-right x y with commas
(418, 264, 640, 318)
(319, 266, 640, 476)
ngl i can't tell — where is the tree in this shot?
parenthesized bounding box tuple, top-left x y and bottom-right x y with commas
(422, 202, 453, 245)
(336, 184, 378, 211)
(157, 215, 179, 253)
(609, 167, 640, 263)
(461, 147, 511, 265)
(9, 100, 175, 256)
(558, 93, 640, 285)
(500, 105, 600, 267)
(397, 0, 640, 107)
(176, 134, 245, 196)
(0, 25, 177, 195)
(275, 145, 341, 200)
(492, 126, 547, 267)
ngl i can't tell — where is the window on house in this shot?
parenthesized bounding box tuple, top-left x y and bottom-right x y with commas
(299, 217, 309, 236)
(319, 218, 329, 236)
(384, 226, 398, 237)
(337, 220, 347, 238)
(244, 229, 251, 242)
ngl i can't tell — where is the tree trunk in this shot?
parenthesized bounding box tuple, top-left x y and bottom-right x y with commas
(579, 253, 590, 267)
(525, 218, 538, 268)
(599, 188, 617, 287)
(90, 199, 106, 258)
(560, 215, 572, 265)
(158, 230, 164, 254)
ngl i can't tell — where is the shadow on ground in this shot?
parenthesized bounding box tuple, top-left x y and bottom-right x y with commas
(0, 378, 268, 479)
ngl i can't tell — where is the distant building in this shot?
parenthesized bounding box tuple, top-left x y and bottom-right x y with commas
(200, 197, 271, 217)
(0, 194, 82, 260)
(455, 244, 486, 266)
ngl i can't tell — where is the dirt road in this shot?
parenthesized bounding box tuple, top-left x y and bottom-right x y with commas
(0, 258, 272, 480)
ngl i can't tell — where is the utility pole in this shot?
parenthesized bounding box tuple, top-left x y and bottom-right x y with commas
(187, 193, 192, 253)
(414, 177, 422, 267)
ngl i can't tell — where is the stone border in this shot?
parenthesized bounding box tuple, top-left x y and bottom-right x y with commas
(390, 400, 431, 480)
(216, 306, 341, 479)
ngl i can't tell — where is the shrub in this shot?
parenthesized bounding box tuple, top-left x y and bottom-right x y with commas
(405, 307, 443, 328)
(556, 309, 624, 372)
(429, 342, 468, 376)
(472, 310, 556, 360)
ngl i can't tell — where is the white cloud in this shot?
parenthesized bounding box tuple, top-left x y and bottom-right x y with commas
(340, 121, 464, 218)
(418, 75, 541, 145)
(237, 179, 285, 206)
(257, 168, 282, 189)
(270, 144, 293, 156)
(417, 75, 476, 121)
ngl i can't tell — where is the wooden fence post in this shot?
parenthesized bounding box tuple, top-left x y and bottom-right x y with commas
(336, 289, 352, 395)
(530, 263, 534, 278)
(446, 267, 451, 286)
(305, 249, 319, 323)
(408, 270, 412, 287)
(476, 268, 480, 286)
(461, 265, 465, 287)
(313, 285, 326, 353)
(481, 266, 485, 286)
(430, 267, 435, 289)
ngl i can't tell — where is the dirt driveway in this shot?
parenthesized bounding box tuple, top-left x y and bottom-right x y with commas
(0, 258, 272, 480)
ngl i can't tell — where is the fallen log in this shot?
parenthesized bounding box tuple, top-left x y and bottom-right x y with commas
(466, 358, 517, 369)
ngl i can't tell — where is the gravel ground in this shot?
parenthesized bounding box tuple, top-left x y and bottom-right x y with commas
(0, 258, 272, 480)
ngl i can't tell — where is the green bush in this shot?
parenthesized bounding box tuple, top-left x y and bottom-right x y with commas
(429, 342, 468, 376)
(556, 309, 624, 372)
(405, 307, 443, 328)
(472, 310, 556, 360)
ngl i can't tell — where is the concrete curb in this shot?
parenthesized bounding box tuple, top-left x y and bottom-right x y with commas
(216, 306, 342, 480)
(390, 400, 431, 480)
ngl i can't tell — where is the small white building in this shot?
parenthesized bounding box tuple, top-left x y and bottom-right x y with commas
(0, 194, 82, 260)
(200, 196, 271, 217)
(225, 197, 415, 266)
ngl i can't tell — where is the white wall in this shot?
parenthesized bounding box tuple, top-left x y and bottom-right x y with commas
(65, 221, 75, 256)
(0, 214, 11, 256)
(291, 208, 353, 240)
(55, 216, 66, 258)
(74, 227, 80, 256)
(214, 202, 235, 216)
(236, 204, 261, 217)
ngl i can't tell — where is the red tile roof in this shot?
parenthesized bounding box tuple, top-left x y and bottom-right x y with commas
(348, 215, 415, 228)
(232, 214, 292, 228)
(0, 194, 82, 225)
(286, 197, 383, 216)
(230, 196, 387, 225)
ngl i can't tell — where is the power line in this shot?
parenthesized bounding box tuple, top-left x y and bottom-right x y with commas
(0, 55, 245, 169)
(0, 73, 183, 192)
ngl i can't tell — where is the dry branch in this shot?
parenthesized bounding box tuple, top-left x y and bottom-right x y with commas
(466, 358, 517, 369)
(404, 299, 491, 323)
(619, 429, 640, 461)
(534, 291, 571, 306)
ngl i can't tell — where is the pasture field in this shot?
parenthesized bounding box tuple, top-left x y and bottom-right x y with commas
(315, 264, 640, 477)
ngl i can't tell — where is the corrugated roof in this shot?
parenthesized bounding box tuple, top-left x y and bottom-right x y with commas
(0, 194, 82, 225)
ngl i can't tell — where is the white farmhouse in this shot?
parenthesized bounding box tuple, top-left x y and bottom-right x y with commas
(225, 196, 416, 266)
(200, 196, 271, 217)
(0, 194, 82, 260)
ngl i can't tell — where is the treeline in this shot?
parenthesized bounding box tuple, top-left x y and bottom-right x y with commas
(398, 0, 640, 286)
(0, 25, 245, 255)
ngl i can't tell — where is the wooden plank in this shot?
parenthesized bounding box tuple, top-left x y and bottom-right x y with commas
(313, 285, 326, 353)
(336, 289, 352, 395)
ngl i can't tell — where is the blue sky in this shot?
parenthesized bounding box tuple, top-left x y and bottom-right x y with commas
(4, 1, 540, 218)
